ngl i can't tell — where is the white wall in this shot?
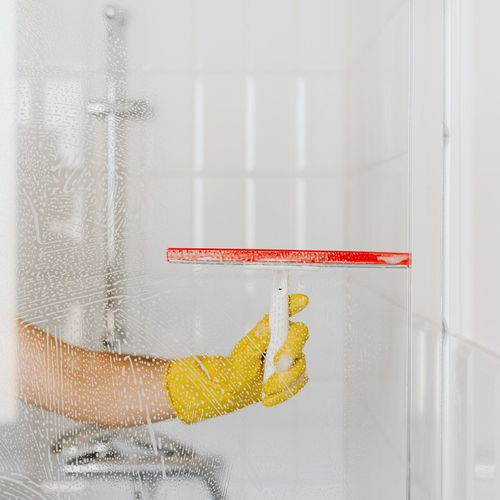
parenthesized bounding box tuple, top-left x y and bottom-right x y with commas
(447, 0, 500, 355)
(443, 0, 500, 497)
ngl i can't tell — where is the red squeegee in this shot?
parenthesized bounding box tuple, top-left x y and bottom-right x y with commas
(166, 247, 411, 268)
(166, 247, 411, 387)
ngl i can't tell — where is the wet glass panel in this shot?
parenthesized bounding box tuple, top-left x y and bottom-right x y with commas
(1, 0, 411, 498)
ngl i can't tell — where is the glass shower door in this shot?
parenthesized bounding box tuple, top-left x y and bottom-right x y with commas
(1, 0, 412, 498)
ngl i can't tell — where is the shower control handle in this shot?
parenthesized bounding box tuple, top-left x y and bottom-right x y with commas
(87, 99, 153, 120)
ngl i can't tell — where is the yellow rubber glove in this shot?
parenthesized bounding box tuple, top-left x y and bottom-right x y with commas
(164, 294, 309, 424)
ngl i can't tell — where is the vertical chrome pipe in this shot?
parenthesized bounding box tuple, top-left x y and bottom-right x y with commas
(87, 5, 152, 350)
(103, 4, 126, 350)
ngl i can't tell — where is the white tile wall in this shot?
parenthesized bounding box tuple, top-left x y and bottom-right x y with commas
(346, 154, 409, 252)
(203, 75, 245, 172)
(443, 335, 500, 500)
(304, 177, 344, 249)
(349, 0, 408, 58)
(347, 3, 409, 172)
(297, 0, 348, 71)
(450, 0, 500, 355)
(304, 75, 347, 173)
(202, 178, 245, 247)
(246, 0, 295, 70)
(253, 178, 296, 247)
(126, 0, 194, 72)
(195, 0, 244, 70)
(127, 174, 194, 270)
(439, 1, 500, 498)
(254, 76, 296, 172)
(128, 74, 194, 174)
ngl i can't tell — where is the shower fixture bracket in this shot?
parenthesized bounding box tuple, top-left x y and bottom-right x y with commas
(87, 99, 153, 121)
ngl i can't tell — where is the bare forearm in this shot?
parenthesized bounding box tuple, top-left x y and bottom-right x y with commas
(17, 320, 175, 427)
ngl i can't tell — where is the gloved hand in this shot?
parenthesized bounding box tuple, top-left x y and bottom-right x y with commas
(164, 294, 309, 424)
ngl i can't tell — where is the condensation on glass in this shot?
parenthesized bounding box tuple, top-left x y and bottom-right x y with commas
(0, 0, 412, 498)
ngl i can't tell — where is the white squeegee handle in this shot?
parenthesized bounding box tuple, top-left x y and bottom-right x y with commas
(264, 269, 290, 383)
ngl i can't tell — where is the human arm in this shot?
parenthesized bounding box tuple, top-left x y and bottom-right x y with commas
(17, 293, 310, 427)
(17, 319, 174, 427)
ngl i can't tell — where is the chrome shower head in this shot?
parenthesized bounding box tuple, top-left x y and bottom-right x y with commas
(103, 4, 125, 25)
